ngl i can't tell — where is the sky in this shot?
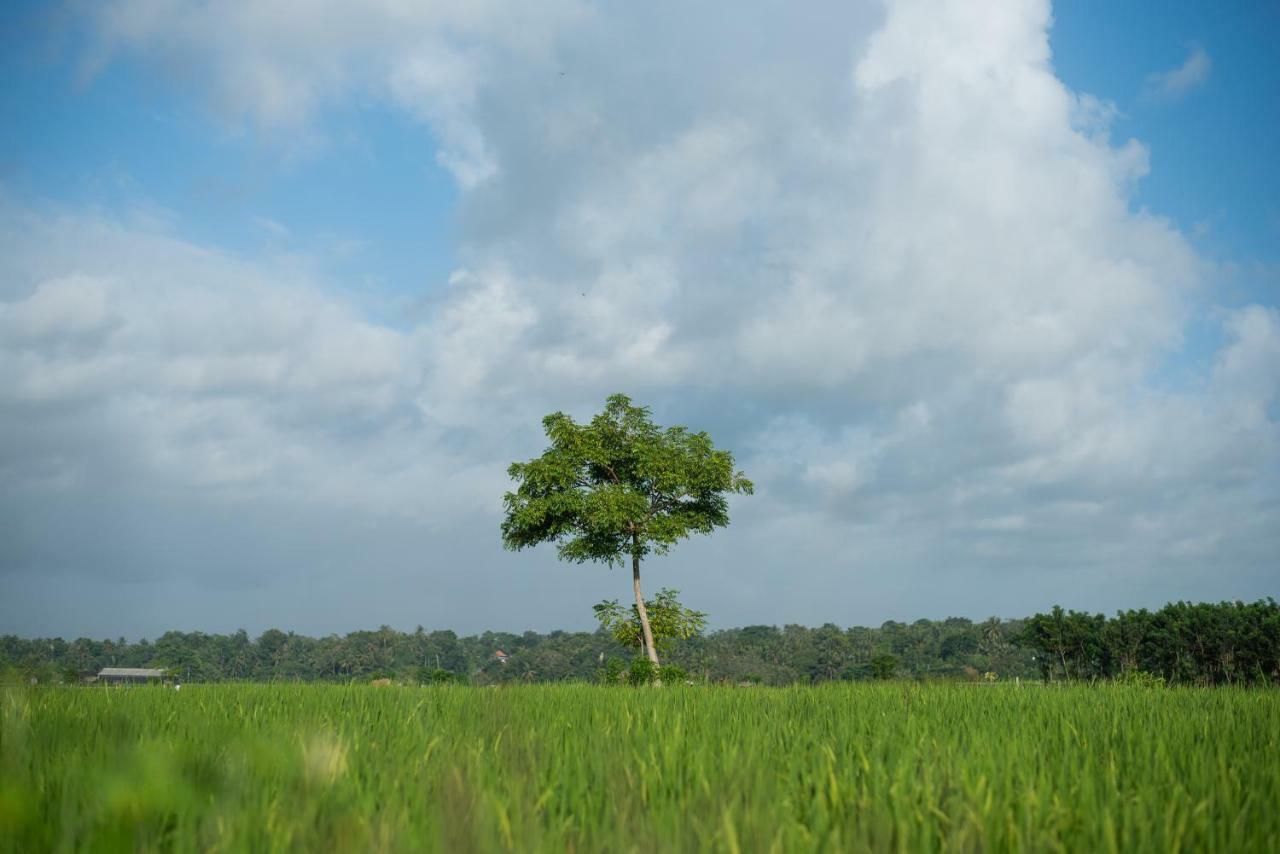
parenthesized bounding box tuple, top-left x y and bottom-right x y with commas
(1, 0, 1277, 641)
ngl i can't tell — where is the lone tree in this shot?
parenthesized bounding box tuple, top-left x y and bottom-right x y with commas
(501, 394, 752, 666)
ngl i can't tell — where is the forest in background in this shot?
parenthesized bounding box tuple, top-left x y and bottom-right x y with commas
(3, 599, 1276, 686)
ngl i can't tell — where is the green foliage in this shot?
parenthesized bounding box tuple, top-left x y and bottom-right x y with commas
(593, 588, 707, 654)
(500, 394, 753, 566)
(1, 599, 1273, 687)
(657, 664, 687, 683)
(1114, 669, 1166, 688)
(599, 656, 626, 685)
(870, 654, 898, 680)
(4, 683, 1278, 851)
(1019, 599, 1280, 684)
(417, 667, 456, 685)
(626, 657, 657, 686)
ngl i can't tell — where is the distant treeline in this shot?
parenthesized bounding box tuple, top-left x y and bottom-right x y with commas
(1022, 600, 1280, 685)
(3, 600, 1275, 686)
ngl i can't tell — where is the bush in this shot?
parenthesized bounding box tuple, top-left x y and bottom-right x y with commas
(626, 658, 657, 686)
(657, 664, 687, 684)
(418, 667, 456, 684)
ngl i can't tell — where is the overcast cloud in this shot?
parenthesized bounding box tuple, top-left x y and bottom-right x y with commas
(2, 0, 1276, 638)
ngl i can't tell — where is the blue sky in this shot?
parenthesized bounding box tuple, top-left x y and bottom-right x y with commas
(1050, 0, 1280, 388)
(6, 1, 1272, 307)
(1, 2, 459, 306)
(1, 0, 1276, 639)
(1052, 0, 1278, 294)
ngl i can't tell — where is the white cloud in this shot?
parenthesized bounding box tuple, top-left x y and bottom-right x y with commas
(1143, 44, 1212, 102)
(84, 0, 586, 178)
(0, 209, 465, 517)
(0, 274, 119, 342)
(2, 0, 1276, 636)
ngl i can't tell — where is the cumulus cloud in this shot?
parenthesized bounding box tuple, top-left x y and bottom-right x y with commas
(1143, 44, 1212, 102)
(83, 0, 585, 179)
(3, 0, 1276, 636)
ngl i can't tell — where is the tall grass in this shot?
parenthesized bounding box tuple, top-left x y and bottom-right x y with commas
(2, 683, 1276, 852)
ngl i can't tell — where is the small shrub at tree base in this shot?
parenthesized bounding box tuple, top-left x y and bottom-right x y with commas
(657, 664, 687, 683)
(626, 657, 657, 686)
(594, 589, 708, 657)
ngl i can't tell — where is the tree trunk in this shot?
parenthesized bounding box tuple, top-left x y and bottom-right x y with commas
(632, 534, 660, 667)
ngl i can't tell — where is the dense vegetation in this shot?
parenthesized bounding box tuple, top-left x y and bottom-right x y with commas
(3, 682, 1276, 851)
(3, 599, 1275, 686)
(1021, 599, 1280, 684)
(1, 617, 1039, 685)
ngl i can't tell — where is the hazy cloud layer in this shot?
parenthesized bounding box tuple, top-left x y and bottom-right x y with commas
(1142, 44, 1212, 102)
(3, 0, 1275, 638)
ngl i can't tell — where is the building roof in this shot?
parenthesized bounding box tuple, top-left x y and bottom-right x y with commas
(98, 667, 166, 678)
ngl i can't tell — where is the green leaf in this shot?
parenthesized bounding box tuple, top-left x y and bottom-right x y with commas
(500, 394, 752, 566)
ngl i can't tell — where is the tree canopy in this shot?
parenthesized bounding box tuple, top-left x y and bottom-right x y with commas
(501, 394, 753, 564)
(501, 394, 752, 664)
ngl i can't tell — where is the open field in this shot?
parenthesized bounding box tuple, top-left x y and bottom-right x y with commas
(2, 683, 1277, 852)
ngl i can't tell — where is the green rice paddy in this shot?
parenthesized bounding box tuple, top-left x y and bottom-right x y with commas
(2, 683, 1276, 851)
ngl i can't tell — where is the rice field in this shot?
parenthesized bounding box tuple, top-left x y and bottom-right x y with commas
(2, 682, 1276, 852)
